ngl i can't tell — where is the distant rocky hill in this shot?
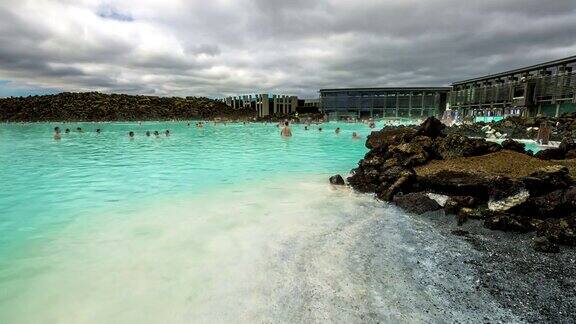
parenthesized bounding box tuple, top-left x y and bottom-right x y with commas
(0, 92, 253, 122)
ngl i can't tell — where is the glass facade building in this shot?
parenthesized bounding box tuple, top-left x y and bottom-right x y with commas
(450, 56, 576, 118)
(320, 87, 450, 119)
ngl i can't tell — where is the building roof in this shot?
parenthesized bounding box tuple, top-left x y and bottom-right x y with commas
(319, 87, 451, 93)
(452, 55, 576, 86)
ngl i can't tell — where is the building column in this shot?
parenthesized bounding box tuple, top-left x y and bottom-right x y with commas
(556, 103, 561, 117)
(383, 94, 387, 116)
(421, 92, 426, 117)
(494, 81, 500, 105)
(478, 84, 483, 113)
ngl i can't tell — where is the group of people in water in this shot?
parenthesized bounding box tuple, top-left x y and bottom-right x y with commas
(53, 127, 87, 140)
(52, 126, 93, 139)
(279, 121, 363, 139)
(133, 130, 171, 139)
(53, 126, 171, 140)
(53, 120, 367, 141)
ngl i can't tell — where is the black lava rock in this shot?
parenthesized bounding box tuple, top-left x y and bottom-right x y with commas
(533, 237, 560, 253)
(501, 139, 526, 154)
(393, 192, 442, 215)
(329, 174, 345, 186)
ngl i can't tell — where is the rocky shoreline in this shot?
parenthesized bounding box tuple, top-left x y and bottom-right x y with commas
(332, 117, 576, 253)
(0, 92, 253, 122)
(446, 112, 576, 142)
(415, 209, 576, 322)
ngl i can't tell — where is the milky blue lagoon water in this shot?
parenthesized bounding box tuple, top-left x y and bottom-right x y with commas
(0, 122, 367, 321)
(0, 121, 520, 323)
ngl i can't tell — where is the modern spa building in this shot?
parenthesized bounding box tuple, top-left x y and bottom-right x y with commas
(449, 55, 576, 118)
(296, 98, 321, 114)
(319, 87, 450, 119)
(224, 94, 298, 118)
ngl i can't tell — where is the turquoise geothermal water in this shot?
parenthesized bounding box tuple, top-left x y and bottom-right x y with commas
(0, 120, 542, 323)
(0, 121, 390, 323)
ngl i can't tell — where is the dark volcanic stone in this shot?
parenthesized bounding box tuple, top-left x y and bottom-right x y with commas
(366, 127, 418, 150)
(375, 165, 416, 201)
(516, 188, 576, 219)
(521, 165, 573, 196)
(559, 137, 576, 153)
(393, 192, 442, 215)
(418, 170, 492, 201)
(538, 217, 576, 246)
(360, 154, 386, 168)
(379, 166, 415, 182)
(484, 214, 533, 233)
(444, 200, 460, 215)
(346, 116, 576, 244)
(329, 174, 345, 186)
(457, 207, 491, 226)
(444, 196, 478, 215)
(458, 207, 489, 220)
(489, 176, 526, 201)
(347, 167, 381, 193)
(376, 174, 415, 202)
(411, 136, 435, 150)
(535, 148, 566, 160)
(435, 134, 501, 159)
(389, 142, 430, 167)
(533, 237, 560, 253)
(417, 116, 445, 138)
(501, 139, 526, 154)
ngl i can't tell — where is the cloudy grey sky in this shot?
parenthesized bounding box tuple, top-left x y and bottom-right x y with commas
(0, 0, 575, 98)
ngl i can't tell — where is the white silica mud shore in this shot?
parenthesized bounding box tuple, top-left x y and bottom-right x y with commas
(0, 175, 525, 323)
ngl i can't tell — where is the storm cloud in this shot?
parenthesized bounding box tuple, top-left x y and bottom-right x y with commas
(0, 0, 575, 98)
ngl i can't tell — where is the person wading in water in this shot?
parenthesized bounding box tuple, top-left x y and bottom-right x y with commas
(280, 122, 292, 137)
(53, 127, 61, 140)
